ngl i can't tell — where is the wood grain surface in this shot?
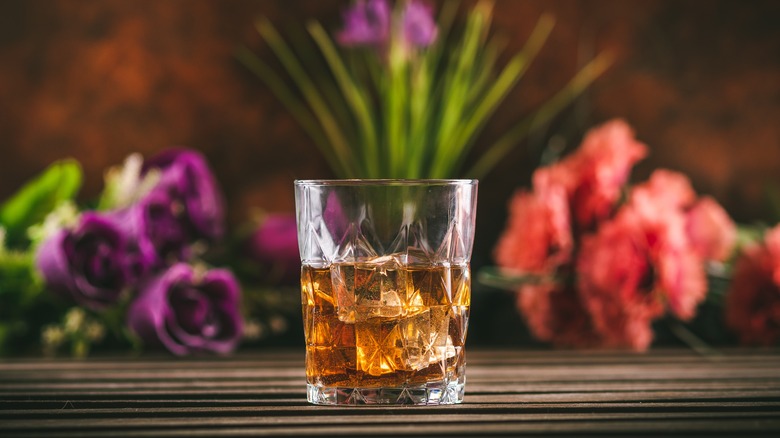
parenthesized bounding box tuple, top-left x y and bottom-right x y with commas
(1, 349, 779, 436)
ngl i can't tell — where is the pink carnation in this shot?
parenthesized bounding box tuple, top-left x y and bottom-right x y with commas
(494, 118, 736, 351)
(631, 170, 738, 263)
(622, 173, 708, 320)
(686, 196, 737, 262)
(534, 119, 647, 230)
(770, 227, 780, 285)
(655, 239, 709, 321)
(632, 169, 697, 210)
(726, 225, 780, 345)
(576, 212, 665, 351)
(494, 186, 572, 275)
(516, 283, 603, 348)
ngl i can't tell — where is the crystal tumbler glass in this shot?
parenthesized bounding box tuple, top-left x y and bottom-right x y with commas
(295, 179, 478, 405)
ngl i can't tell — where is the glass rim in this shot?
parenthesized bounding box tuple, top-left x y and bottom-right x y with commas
(294, 179, 478, 187)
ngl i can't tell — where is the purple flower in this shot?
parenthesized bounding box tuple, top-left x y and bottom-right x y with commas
(144, 148, 225, 242)
(245, 214, 300, 283)
(36, 212, 155, 310)
(127, 264, 243, 355)
(118, 189, 192, 264)
(337, 0, 391, 48)
(401, 0, 438, 48)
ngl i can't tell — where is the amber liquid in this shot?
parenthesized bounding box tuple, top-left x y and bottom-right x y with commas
(301, 258, 470, 388)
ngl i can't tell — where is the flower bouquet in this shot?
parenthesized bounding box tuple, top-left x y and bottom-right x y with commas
(238, 0, 612, 179)
(0, 150, 244, 356)
(486, 119, 745, 351)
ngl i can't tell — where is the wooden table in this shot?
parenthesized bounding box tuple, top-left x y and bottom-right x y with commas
(1, 349, 779, 436)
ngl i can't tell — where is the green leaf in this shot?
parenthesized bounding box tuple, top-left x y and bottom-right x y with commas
(0, 160, 82, 247)
(452, 16, 554, 169)
(406, 56, 434, 178)
(0, 249, 43, 315)
(466, 51, 614, 179)
(235, 46, 348, 177)
(436, 13, 555, 178)
(241, 1, 609, 181)
(476, 266, 554, 291)
(307, 21, 381, 177)
(385, 46, 409, 177)
(431, 1, 495, 178)
(255, 18, 357, 177)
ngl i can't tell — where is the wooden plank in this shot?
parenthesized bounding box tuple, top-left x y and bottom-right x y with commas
(2, 418, 780, 437)
(2, 391, 778, 408)
(1, 402, 779, 418)
(3, 400, 779, 413)
(0, 349, 778, 437)
(4, 377, 776, 390)
(1, 348, 777, 371)
(1, 410, 778, 430)
(4, 379, 779, 394)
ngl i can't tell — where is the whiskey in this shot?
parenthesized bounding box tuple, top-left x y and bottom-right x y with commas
(301, 257, 470, 389)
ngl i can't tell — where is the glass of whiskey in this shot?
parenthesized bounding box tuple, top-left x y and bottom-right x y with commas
(294, 180, 478, 405)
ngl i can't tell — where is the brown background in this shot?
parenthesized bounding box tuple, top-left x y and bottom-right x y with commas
(0, 0, 778, 271)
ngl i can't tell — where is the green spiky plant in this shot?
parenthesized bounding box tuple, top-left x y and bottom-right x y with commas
(237, 0, 611, 179)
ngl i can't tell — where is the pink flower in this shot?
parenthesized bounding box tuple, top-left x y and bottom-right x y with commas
(245, 213, 300, 284)
(576, 212, 665, 351)
(337, 0, 391, 49)
(631, 169, 697, 210)
(655, 238, 708, 321)
(623, 175, 709, 320)
(686, 196, 737, 262)
(726, 225, 780, 346)
(535, 119, 647, 230)
(516, 283, 603, 348)
(400, 0, 438, 48)
(493, 117, 737, 351)
(337, 0, 438, 53)
(127, 264, 243, 355)
(769, 227, 780, 285)
(36, 213, 154, 311)
(626, 170, 730, 318)
(494, 185, 572, 275)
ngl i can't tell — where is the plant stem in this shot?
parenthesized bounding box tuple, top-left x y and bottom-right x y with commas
(668, 319, 723, 360)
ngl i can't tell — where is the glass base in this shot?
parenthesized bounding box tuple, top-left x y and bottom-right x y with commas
(306, 379, 465, 405)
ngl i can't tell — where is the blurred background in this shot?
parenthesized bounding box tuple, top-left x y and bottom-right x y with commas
(1, 0, 778, 347)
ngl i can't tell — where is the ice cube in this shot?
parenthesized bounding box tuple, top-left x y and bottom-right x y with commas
(352, 255, 409, 321)
(399, 306, 456, 372)
(330, 263, 356, 323)
(399, 308, 433, 371)
(355, 318, 404, 376)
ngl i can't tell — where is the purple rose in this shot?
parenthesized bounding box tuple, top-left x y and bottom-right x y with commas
(118, 189, 192, 264)
(144, 148, 225, 242)
(245, 213, 300, 283)
(126, 263, 243, 355)
(337, 0, 391, 48)
(401, 0, 438, 48)
(36, 212, 155, 310)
